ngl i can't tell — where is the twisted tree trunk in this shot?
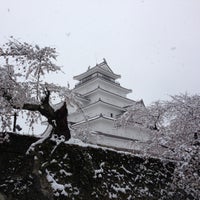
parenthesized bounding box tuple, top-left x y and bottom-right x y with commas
(4, 89, 71, 140)
(54, 102, 71, 140)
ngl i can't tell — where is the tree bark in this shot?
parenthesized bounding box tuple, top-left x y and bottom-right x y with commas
(25, 99, 71, 140)
(24, 101, 71, 140)
(54, 102, 71, 140)
(3, 89, 71, 140)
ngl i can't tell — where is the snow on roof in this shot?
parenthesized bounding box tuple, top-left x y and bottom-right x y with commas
(73, 59, 121, 81)
(123, 99, 145, 109)
(75, 92, 90, 102)
(70, 113, 114, 127)
(83, 87, 135, 103)
(83, 98, 126, 111)
(98, 58, 113, 73)
(74, 75, 132, 94)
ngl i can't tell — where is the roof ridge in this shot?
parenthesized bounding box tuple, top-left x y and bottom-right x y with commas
(97, 58, 113, 73)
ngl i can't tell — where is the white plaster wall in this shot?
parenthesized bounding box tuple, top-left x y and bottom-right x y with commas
(88, 118, 113, 134)
(85, 90, 133, 108)
(84, 92, 101, 103)
(74, 78, 129, 97)
(71, 117, 153, 151)
(72, 118, 152, 142)
(88, 119, 151, 142)
(79, 131, 149, 152)
(68, 111, 85, 123)
(85, 103, 121, 118)
(74, 81, 99, 94)
(71, 118, 114, 135)
(68, 102, 122, 123)
(98, 79, 128, 97)
(67, 105, 78, 114)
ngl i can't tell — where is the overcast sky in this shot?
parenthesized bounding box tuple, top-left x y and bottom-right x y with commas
(1, 0, 200, 105)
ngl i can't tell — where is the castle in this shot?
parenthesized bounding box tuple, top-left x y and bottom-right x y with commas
(68, 59, 151, 151)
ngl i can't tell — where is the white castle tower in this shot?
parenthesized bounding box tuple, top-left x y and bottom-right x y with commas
(68, 59, 151, 151)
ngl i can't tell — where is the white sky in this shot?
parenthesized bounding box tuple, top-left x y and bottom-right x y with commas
(1, 0, 200, 105)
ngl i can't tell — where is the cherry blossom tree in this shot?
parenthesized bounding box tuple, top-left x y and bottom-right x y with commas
(116, 99, 165, 131)
(0, 38, 79, 140)
(117, 93, 200, 198)
(146, 94, 200, 156)
(156, 94, 200, 198)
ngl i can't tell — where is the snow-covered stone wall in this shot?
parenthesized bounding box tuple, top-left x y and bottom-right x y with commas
(0, 133, 194, 200)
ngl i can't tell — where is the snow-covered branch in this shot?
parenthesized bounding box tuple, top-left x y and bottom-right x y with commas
(0, 38, 75, 140)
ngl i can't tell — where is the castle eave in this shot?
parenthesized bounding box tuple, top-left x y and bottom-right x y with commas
(70, 114, 114, 127)
(83, 87, 135, 103)
(74, 76, 132, 94)
(83, 99, 126, 111)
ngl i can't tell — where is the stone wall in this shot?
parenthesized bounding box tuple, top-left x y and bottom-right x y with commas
(0, 133, 193, 200)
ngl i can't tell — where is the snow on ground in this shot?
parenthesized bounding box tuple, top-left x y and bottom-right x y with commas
(46, 169, 69, 197)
